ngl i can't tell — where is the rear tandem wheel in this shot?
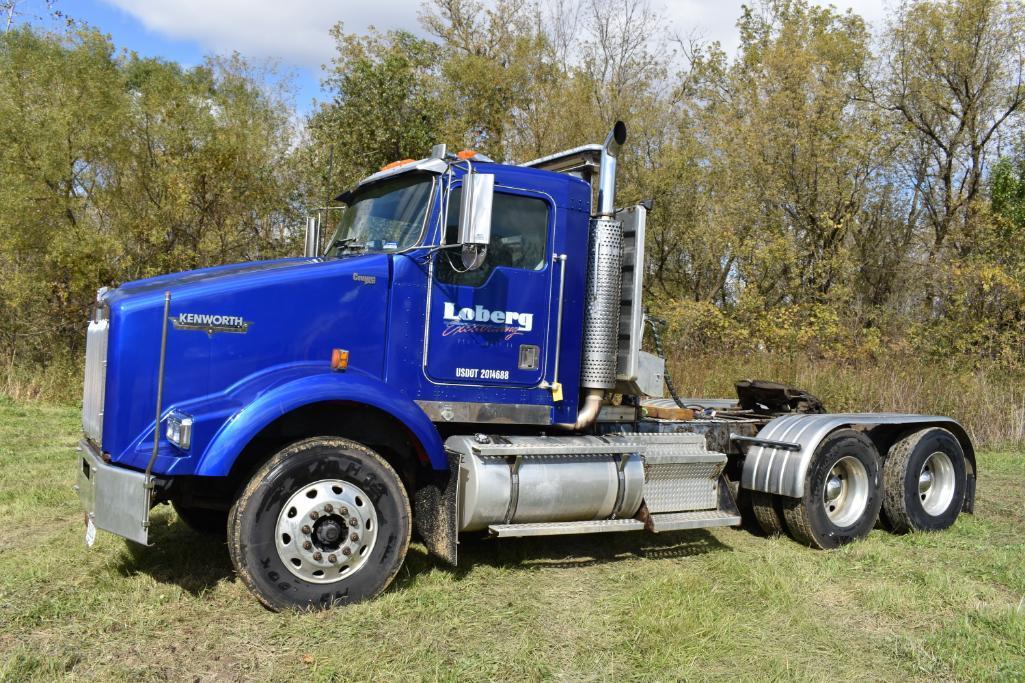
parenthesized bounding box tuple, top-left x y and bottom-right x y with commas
(782, 429, 882, 550)
(882, 427, 967, 533)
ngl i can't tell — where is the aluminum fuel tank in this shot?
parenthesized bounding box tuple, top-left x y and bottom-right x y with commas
(446, 435, 645, 532)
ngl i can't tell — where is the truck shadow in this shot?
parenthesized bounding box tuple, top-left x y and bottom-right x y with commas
(114, 513, 233, 596)
(397, 527, 732, 588)
(114, 512, 733, 598)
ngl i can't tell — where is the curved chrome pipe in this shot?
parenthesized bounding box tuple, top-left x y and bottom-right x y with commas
(557, 388, 605, 431)
(597, 121, 627, 218)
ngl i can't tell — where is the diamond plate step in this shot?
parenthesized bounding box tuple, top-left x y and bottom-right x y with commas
(648, 510, 741, 532)
(488, 519, 645, 538)
(617, 433, 727, 513)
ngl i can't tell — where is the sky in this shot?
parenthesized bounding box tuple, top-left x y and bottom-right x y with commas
(58, 0, 892, 112)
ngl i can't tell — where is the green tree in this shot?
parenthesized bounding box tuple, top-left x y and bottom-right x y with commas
(307, 25, 446, 200)
(874, 0, 1025, 264)
(0, 27, 301, 370)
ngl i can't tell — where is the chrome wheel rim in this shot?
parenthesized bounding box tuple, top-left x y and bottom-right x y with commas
(275, 479, 379, 584)
(919, 451, 955, 516)
(822, 456, 869, 527)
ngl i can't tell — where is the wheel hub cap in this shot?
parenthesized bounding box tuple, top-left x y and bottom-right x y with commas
(824, 475, 843, 502)
(918, 451, 955, 516)
(275, 479, 379, 584)
(821, 456, 869, 528)
(314, 518, 344, 548)
(918, 468, 933, 493)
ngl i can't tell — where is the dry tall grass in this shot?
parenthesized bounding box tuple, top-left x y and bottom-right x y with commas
(0, 357, 82, 405)
(669, 353, 1025, 448)
(4, 353, 1024, 449)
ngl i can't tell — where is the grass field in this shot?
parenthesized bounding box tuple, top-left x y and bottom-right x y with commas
(1, 397, 1023, 681)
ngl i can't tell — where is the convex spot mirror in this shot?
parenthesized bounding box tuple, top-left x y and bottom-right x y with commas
(457, 171, 494, 270)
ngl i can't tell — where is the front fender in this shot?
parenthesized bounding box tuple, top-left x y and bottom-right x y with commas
(741, 413, 976, 498)
(194, 370, 446, 476)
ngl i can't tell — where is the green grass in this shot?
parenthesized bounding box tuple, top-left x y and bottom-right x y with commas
(1, 397, 1023, 681)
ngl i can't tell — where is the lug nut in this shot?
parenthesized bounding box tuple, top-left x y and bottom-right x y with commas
(324, 503, 334, 513)
(301, 524, 311, 534)
(350, 532, 359, 542)
(328, 554, 337, 563)
(341, 547, 352, 556)
(349, 517, 359, 527)
(312, 551, 323, 561)
(303, 540, 312, 550)
(310, 511, 320, 520)
(339, 507, 349, 516)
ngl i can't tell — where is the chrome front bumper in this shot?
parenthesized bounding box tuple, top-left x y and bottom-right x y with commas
(76, 439, 152, 545)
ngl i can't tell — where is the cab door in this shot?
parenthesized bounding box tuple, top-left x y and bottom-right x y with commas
(424, 187, 554, 388)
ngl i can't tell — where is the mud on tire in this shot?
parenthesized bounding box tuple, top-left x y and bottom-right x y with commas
(749, 490, 787, 536)
(228, 437, 411, 611)
(783, 429, 882, 550)
(882, 427, 966, 534)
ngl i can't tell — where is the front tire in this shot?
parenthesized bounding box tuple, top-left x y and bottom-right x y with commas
(783, 429, 882, 550)
(882, 427, 966, 533)
(228, 437, 411, 611)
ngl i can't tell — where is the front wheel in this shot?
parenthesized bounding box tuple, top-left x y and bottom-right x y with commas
(228, 437, 412, 611)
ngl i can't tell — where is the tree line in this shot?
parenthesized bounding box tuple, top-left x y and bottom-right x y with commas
(2, 0, 1025, 388)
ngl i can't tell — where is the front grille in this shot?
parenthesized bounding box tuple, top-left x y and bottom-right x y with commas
(82, 316, 109, 444)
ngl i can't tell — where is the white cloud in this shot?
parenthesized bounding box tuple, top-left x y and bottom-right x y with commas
(103, 0, 892, 72)
(662, 0, 891, 55)
(101, 0, 426, 70)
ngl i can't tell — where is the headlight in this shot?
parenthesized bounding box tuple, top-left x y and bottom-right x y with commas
(165, 411, 193, 451)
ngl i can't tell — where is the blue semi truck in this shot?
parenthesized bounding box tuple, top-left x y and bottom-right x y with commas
(76, 122, 977, 610)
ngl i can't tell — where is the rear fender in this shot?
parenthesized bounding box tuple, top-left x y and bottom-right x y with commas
(740, 413, 976, 499)
(194, 371, 446, 476)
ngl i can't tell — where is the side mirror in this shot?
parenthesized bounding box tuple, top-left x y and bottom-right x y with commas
(457, 171, 494, 270)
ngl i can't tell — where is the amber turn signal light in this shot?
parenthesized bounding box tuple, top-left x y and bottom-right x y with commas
(379, 158, 415, 172)
(331, 348, 349, 371)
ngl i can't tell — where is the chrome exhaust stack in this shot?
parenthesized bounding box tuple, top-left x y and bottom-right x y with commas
(303, 215, 321, 258)
(561, 121, 627, 430)
(596, 121, 627, 218)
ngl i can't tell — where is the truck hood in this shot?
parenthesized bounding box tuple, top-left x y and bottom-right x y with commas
(98, 252, 399, 470)
(111, 257, 319, 299)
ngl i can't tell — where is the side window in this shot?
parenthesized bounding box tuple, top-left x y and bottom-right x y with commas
(436, 188, 549, 286)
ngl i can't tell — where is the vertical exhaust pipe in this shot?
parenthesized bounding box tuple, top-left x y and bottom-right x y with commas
(597, 121, 627, 218)
(304, 215, 321, 258)
(561, 121, 628, 431)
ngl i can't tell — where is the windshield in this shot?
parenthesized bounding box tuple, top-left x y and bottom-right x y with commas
(328, 175, 434, 256)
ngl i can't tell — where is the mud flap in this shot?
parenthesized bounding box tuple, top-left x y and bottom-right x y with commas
(964, 474, 976, 514)
(413, 450, 460, 566)
(718, 473, 741, 517)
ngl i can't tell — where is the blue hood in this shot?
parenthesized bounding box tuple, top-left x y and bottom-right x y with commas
(111, 257, 318, 299)
(100, 253, 397, 471)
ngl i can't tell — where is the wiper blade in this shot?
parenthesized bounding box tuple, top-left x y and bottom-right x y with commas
(327, 237, 365, 255)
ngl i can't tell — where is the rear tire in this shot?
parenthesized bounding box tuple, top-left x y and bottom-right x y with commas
(172, 500, 228, 536)
(749, 491, 787, 536)
(228, 437, 411, 611)
(882, 427, 966, 533)
(783, 429, 882, 550)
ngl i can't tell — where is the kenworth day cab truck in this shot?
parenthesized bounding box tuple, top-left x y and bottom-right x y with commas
(76, 122, 977, 611)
